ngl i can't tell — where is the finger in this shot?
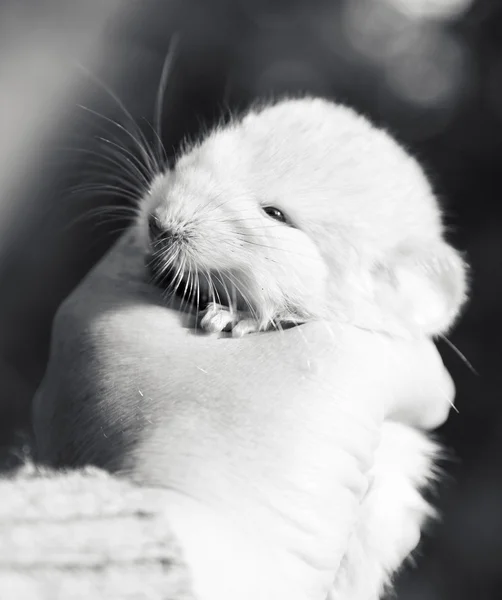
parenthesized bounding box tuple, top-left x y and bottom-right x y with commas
(385, 337, 456, 430)
(293, 324, 456, 431)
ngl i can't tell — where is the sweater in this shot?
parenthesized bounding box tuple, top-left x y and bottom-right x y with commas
(0, 460, 195, 600)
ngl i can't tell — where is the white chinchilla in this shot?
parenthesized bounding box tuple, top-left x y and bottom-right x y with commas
(137, 96, 467, 600)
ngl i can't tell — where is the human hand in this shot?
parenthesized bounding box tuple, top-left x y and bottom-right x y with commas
(33, 232, 455, 600)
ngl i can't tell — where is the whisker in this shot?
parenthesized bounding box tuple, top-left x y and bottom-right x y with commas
(438, 334, 478, 375)
(59, 144, 144, 179)
(65, 113, 152, 185)
(181, 258, 194, 313)
(154, 33, 180, 168)
(235, 235, 319, 262)
(96, 136, 152, 187)
(61, 205, 139, 234)
(69, 181, 142, 202)
(207, 272, 219, 306)
(222, 270, 259, 322)
(67, 169, 144, 192)
(141, 117, 168, 173)
(58, 147, 148, 198)
(68, 182, 141, 199)
(77, 104, 157, 179)
(194, 262, 202, 334)
(216, 269, 233, 316)
(74, 61, 159, 174)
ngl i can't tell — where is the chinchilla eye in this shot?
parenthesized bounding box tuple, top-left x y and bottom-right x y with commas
(262, 206, 288, 224)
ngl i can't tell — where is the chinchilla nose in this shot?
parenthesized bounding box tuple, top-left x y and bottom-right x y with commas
(148, 213, 166, 243)
(148, 213, 190, 250)
(148, 212, 187, 244)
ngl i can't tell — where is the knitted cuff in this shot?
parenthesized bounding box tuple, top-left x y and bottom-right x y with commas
(0, 464, 195, 600)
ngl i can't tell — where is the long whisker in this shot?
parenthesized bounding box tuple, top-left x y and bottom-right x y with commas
(96, 136, 152, 187)
(58, 145, 148, 193)
(74, 61, 159, 173)
(438, 334, 477, 375)
(66, 163, 145, 191)
(222, 270, 260, 322)
(235, 235, 319, 262)
(68, 186, 141, 205)
(194, 262, 202, 334)
(77, 104, 157, 179)
(65, 112, 153, 185)
(68, 179, 141, 196)
(207, 272, 219, 306)
(216, 269, 233, 316)
(180, 257, 194, 314)
(154, 33, 180, 168)
(68, 176, 143, 200)
(155, 251, 180, 303)
(61, 205, 139, 234)
(141, 117, 168, 173)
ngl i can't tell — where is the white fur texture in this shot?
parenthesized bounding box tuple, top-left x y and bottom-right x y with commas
(331, 423, 440, 600)
(137, 97, 467, 600)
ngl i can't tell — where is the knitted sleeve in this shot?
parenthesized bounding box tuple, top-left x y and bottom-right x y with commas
(0, 464, 196, 600)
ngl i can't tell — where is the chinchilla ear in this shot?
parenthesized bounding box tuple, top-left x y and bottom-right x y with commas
(372, 241, 468, 337)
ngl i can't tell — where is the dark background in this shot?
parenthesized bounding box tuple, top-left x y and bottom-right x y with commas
(0, 1, 501, 599)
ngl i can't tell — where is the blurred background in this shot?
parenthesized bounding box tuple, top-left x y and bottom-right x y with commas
(0, 0, 500, 598)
